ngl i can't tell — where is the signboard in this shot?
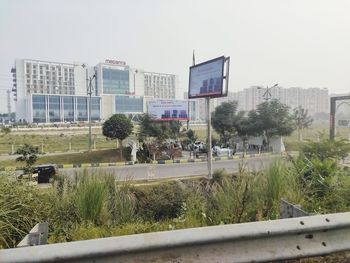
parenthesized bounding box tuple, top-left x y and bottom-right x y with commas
(188, 56, 226, 98)
(105, 59, 126, 66)
(148, 100, 189, 121)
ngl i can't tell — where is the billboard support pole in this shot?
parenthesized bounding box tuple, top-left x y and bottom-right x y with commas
(207, 97, 213, 179)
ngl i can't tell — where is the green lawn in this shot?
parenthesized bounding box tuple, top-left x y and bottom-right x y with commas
(0, 133, 118, 154)
(0, 149, 124, 168)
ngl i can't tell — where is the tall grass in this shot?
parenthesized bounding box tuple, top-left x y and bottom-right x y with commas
(76, 173, 107, 224)
(2, 153, 350, 248)
(0, 176, 48, 248)
(252, 159, 303, 220)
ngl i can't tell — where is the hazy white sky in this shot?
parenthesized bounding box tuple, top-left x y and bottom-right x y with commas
(1, 0, 350, 113)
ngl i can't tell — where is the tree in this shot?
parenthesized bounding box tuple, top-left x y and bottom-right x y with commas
(15, 144, 39, 174)
(102, 114, 133, 160)
(248, 100, 295, 149)
(293, 106, 313, 142)
(168, 121, 182, 139)
(139, 114, 164, 141)
(186, 129, 198, 143)
(211, 101, 244, 145)
(138, 114, 181, 141)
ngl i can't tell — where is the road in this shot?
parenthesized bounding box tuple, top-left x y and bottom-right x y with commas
(59, 156, 277, 181)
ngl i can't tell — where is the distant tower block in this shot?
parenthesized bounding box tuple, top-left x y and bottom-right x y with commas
(7, 90, 11, 115)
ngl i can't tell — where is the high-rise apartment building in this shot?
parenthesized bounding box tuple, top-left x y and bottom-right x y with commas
(144, 72, 177, 99)
(229, 86, 329, 115)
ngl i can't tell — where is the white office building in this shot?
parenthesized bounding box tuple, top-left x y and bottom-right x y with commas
(12, 58, 182, 123)
(12, 59, 98, 123)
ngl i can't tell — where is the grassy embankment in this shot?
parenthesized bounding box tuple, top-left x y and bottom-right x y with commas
(1, 155, 350, 250)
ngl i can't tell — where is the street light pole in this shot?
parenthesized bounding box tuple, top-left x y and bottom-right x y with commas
(133, 69, 138, 95)
(87, 74, 96, 152)
(258, 83, 278, 101)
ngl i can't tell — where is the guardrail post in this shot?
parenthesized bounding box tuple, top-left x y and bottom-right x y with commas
(17, 222, 48, 247)
(280, 199, 309, 218)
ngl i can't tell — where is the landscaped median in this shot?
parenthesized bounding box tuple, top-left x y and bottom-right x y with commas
(54, 152, 275, 169)
(1, 152, 278, 170)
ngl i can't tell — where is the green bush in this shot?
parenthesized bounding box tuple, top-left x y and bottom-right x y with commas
(136, 181, 187, 221)
(302, 139, 350, 161)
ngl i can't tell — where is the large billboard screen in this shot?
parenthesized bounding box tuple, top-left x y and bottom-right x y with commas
(189, 56, 225, 98)
(148, 100, 189, 121)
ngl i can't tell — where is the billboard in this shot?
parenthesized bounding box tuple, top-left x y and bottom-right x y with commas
(188, 56, 226, 98)
(148, 100, 189, 121)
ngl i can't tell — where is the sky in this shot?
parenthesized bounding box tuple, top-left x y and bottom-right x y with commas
(0, 0, 350, 113)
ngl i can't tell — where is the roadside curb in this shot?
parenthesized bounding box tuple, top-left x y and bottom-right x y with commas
(54, 152, 275, 169)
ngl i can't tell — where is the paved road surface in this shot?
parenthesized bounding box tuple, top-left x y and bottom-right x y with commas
(59, 156, 278, 181)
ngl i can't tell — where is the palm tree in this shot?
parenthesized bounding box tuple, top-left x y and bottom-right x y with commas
(293, 106, 313, 142)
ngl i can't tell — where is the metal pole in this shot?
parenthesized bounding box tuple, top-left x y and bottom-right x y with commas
(88, 79, 92, 151)
(330, 97, 336, 140)
(207, 97, 213, 179)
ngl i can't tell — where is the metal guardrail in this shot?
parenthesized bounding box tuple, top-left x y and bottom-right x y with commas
(1, 212, 349, 263)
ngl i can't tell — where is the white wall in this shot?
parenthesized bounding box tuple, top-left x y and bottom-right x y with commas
(73, 62, 88, 96)
(14, 59, 27, 122)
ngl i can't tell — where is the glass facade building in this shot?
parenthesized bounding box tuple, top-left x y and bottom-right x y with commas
(63, 96, 74, 122)
(102, 68, 129, 95)
(91, 97, 101, 121)
(31, 94, 100, 123)
(76, 97, 88, 121)
(115, 96, 143, 113)
(32, 95, 46, 123)
(48, 96, 60, 122)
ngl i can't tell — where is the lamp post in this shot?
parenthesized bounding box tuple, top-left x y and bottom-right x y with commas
(133, 69, 138, 95)
(257, 83, 278, 101)
(87, 74, 96, 152)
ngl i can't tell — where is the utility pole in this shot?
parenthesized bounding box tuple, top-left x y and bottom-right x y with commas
(258, 84, 279, 101)
(207, 97, 212, 179)
(87, 75, 96, 151)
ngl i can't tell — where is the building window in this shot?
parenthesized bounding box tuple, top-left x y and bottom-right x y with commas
(91, 97, 100, 121)
(63, 96, 74, 122)
(76, 97, 88, 121)
(32, 95, 46, 123)
(115, 96, 143, 113)
(48, 96, 60, 122)
(102, 68, 129, 95)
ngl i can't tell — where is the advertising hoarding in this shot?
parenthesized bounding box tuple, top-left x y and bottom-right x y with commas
(188, 56, 225, 98)
(148, 100, 189, 121)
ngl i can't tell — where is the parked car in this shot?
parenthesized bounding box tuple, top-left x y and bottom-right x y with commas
(212, 146, 234, 157)
(33, 164, 57, 184)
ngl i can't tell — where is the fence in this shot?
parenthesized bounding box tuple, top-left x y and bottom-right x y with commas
(1, 212, 349, 263)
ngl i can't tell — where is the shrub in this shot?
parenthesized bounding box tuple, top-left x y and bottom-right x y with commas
(302, 139, 350, 161)
(136, 181, 187, 221)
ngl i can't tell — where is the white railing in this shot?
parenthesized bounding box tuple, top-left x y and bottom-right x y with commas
(1, 212, 349, 263)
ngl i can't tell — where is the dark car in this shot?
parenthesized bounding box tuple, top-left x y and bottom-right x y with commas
(33, 164, 57, 184)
